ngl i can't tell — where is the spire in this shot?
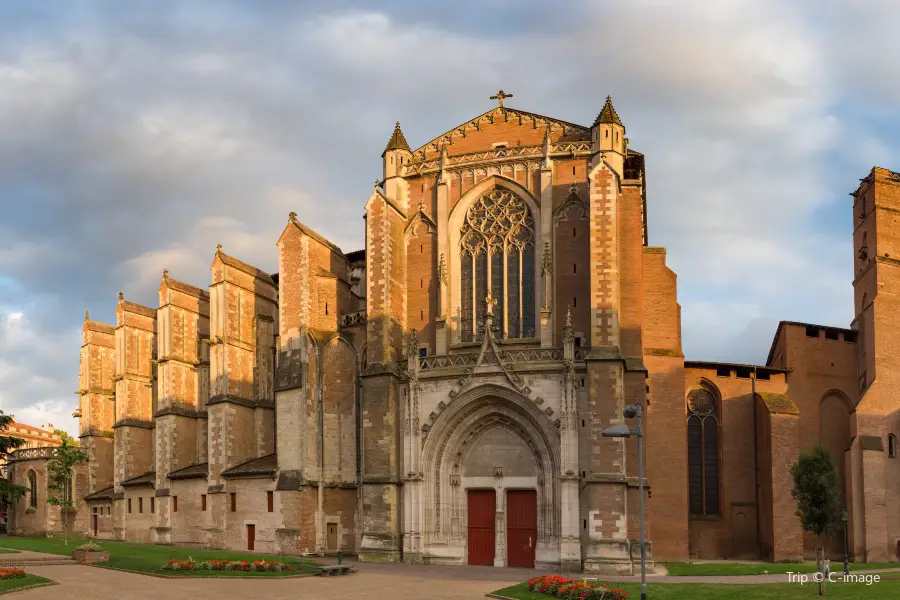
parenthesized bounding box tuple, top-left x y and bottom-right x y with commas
(593, 96, 623, 126)
(162, 269, 169, 280)
(383, 121, 411, 155)
(118, 292, 124, 301)
(84, 309, 89, 322)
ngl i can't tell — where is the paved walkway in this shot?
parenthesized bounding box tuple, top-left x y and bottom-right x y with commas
(6, 551, 900, 599)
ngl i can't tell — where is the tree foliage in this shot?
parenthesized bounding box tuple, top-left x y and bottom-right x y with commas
(791, 444, 843, 537)
(0, 410, 26, 508)
(53, 429, 79, 446)
(46, 439, 88, 545)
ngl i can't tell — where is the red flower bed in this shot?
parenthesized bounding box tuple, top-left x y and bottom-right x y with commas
(526, 575, 627, 600)
(0, 568, 25, 580)
(162, 559, 292, 573)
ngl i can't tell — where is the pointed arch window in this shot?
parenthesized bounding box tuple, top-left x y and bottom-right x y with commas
(459, 189, 535, 342)
(27, 469, 37, 507)
(687, 388, 720, 516)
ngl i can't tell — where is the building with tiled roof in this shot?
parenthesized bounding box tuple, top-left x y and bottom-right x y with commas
(6, 96, 900, 571)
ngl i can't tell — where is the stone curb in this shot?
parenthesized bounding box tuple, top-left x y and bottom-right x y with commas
(91, 564, 320, 579)
(0, 581, 59, 596)
(485, 595, 515, 600)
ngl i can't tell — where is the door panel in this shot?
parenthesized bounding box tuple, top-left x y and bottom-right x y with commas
(327, 523, 338, 551)
(467, 489, 496, 565)
(247, 524, 255, 551)
(507, 490, 537, 568)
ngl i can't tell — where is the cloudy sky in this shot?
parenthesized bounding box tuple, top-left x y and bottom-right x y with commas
(1, 1, 897, 435)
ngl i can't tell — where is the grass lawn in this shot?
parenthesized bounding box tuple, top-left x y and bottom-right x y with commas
(0, 549, 18, 555)
(0, 536, 320, 577)
(0, 574, 54, 595)
(494, 577, 900, 600)
(663, 561, 900, 576)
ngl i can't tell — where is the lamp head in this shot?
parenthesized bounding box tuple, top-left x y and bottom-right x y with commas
(623, 403, 643, 419)
(601, 424, 633, 438)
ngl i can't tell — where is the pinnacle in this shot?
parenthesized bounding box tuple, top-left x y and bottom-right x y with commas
(383, 121, 411, 155)
(593, 95, 623, 126)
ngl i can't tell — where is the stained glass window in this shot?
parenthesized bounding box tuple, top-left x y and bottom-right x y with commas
(461, 253, 473, 342)
(507, 252, 520, 338)
(459, 189, 535, 341)
(687, 389, 720, 515)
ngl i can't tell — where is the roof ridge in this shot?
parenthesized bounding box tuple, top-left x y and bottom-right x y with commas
(215, 247, 275, 284)
(411, 106, 590, 155)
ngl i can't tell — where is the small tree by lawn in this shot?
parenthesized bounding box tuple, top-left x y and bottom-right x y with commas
(46, 439, 88, 546)
(0, 411, 26, 515)
(792, 444, 843, 596)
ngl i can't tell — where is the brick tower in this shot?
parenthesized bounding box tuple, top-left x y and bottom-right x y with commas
(848, 167, 900, 562)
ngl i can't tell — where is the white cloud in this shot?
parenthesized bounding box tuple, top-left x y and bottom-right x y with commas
(1, 1, 899, 435)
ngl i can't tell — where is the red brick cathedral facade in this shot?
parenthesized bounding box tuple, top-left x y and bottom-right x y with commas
(7, 97, 899, 570)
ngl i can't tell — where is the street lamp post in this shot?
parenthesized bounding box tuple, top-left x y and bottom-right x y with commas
(601, 404, 646, 600)
(842, 510, 849, 576)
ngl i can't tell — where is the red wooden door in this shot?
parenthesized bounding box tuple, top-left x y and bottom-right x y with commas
(247, 524, 255, 551)
(92, 515, 98, 537)
(507, 490, 537, 568)
(467, 489, 496, 565)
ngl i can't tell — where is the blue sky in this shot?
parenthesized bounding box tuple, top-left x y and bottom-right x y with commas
(2, 0, 899, 435)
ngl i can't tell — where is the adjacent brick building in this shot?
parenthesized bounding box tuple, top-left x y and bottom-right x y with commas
(6, 97, 899, 569)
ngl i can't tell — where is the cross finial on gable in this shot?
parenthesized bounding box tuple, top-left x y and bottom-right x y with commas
(490, 89, 513, 107)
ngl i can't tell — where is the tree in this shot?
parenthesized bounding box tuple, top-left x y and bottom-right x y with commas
(0, 411, 26, 513)
(53, 429, 79, 446)
(46, 439, 88, 546)
(792, 444, 843, 596)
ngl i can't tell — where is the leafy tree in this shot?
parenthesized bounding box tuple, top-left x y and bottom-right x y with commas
(792, 444, 842, 596)
(0, 411, 26, 512)
(53, 429, 79, 446)
(46, 439, 88, 546)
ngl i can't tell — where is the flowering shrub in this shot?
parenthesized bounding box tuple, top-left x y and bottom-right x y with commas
(74, 542, 104, 552)
(526, 575, 628, 600)
(161, 559, 292, 573)
(0, 568, 25, 580)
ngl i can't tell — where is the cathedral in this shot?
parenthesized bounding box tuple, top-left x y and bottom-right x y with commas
(6, 94, 900, 572)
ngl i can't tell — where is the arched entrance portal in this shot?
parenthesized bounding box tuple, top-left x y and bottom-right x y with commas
(421, 384, 560, 567)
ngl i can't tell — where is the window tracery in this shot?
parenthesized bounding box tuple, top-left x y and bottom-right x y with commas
(687, 388, 720, 516)
(459, 189, 535, 341)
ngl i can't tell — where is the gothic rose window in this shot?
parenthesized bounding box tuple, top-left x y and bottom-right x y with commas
(459, 189, 535, 342)
(687, 388, 720, 516)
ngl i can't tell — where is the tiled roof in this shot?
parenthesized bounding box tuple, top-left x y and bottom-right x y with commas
(222, 454, 277, 478)
(6, 422, 61, 439)
(167, 462, 209, 480)
(120, 299, 156, 318)
(84, 320, 115, 335)
(593, 96, 623, 126)
(84, 485, 115, 501)
(121, 471, 156, 487)
(163, 276, 209, 300)
(215, 249, 275, 285)
(383, 122, 411, 154)
(345, 249, 365, 263)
